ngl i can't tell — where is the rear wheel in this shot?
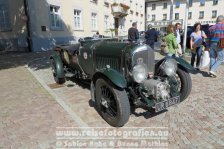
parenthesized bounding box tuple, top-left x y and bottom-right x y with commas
(51, 59, 65, 84)
(95, 78, 130, 127)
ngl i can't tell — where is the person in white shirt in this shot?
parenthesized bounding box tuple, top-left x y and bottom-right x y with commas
(93, 31, 100, 39)
(175, 23, 183, 56)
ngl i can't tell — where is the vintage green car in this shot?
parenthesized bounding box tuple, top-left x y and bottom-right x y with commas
(50, 39, 193, 127)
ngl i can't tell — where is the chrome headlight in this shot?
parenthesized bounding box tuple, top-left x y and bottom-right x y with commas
(132, 63, 148, 83)
(160, 58, 177, 76)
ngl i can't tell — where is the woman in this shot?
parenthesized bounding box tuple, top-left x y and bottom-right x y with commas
(163, 25, 178, 57)
(190, 23, 207, 69)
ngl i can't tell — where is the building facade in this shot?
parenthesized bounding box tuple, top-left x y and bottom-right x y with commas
(0, 0, 145, 52)
(146, 0, 224, 31)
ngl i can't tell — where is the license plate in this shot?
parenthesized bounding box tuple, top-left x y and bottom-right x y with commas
(155, 96, 180, 112)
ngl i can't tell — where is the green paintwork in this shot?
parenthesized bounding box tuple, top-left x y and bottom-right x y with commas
(173, 57, 195, 71)
(156, 57, 194, 71)
(96, 68, 127, 88)
(78, 40, 135, 76)
(81, 39, 138, 57)
(94, 40, 127, 57)
(78, 44, 94, 75)
(124, 44, 142, 54)
(50, 53, 65, 78)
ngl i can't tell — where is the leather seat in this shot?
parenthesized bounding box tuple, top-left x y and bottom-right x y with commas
(66, 43, 80, 55)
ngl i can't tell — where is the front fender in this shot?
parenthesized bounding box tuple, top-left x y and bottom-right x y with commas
(92, 68, 127, 89)
(155, 57, 194, 72)
(173, 57, 194, 71)
(50, 53, 65, 78)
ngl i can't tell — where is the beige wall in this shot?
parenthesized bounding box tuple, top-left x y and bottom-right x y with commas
(61, 0, 114, 37)
(187, 0, 224, 25)
(32, 0, 145, 38)
(0, 0, 145, 51)
(146, 0, 224, 27)
(31, 0, 73, 38)
(1, 0, 145, 39)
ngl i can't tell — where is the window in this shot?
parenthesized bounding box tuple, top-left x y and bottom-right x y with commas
(188, 12, 192, 19)
(163, 3, 167, 9)
(0, 4, 11, 31)
(175, 13, 179, 20)
(189, 0, 193, 7)
(152, 4, 156, 10)
(104, 0, 109, 7)
(199, 11, 204, 19)
(152, 14, 155, 21)
(91, 0, 98, 4)
(200, 0, 205, 6)
(213, 0, 218, 5)
(91, 13, 97, 30)
(163, 14, 167, 20)
(176, 1, 180, 8)
(147, 14, 150, 20)
(74, 10, 82, 30)
(50, 5, 62, 29)
(104, 15, 109, 30)
(212, 10, 217, 18)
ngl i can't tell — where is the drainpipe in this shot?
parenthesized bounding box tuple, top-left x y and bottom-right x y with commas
(23, 0, 32, 52)
(183, 0, 189, 53)
(170, 0, 174, 23)
(145, 1, 147, 30)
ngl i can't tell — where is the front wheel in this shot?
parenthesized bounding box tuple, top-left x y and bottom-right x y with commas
(95, 78, 130, 127)
(176, 65, 192, 101)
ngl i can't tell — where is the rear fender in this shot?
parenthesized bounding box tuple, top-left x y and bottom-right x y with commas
(92, 68, 127, 89)
(50, 53, 65, 78)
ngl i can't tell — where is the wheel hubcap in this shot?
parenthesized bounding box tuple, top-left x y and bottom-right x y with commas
(100, 86, 117, 117)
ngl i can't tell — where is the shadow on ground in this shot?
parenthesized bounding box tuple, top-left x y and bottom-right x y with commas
(68, 77, 91, 89)
(0, 51, 53, 70)
(188, 69, 211, 77)
(88, 98, 168, 120)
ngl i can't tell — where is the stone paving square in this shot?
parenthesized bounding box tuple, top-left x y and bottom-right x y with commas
(1, 51, 224, 148)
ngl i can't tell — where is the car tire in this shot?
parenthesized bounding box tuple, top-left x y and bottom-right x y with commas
(51, 59, 65, 84)
(95, 78, 130, 127)
(177, 65, 192, 101)
(55, 77, 66, 84)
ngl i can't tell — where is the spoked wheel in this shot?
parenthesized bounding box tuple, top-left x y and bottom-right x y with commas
(176, 65, 192, 101)
(50, 59, 65, 84)
(95, 78, 130, 127)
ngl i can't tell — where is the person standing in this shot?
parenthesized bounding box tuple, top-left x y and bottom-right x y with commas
(93, 31, 100, 39)
(207, 15, 224, 77)
(175, 23, 183, 56)
(128, 22, 139, 43)
(190, 23, 207, 70)
(163, 25, 178, 56)
(145, 24, 158, 50)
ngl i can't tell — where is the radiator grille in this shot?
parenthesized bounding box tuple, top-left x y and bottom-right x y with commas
(132, 47, 155, 73)
(96, 57, 120, 71)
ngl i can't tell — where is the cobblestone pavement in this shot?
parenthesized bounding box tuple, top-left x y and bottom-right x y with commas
(0, 52, 77, 149)
(1, 51, 224, 148)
